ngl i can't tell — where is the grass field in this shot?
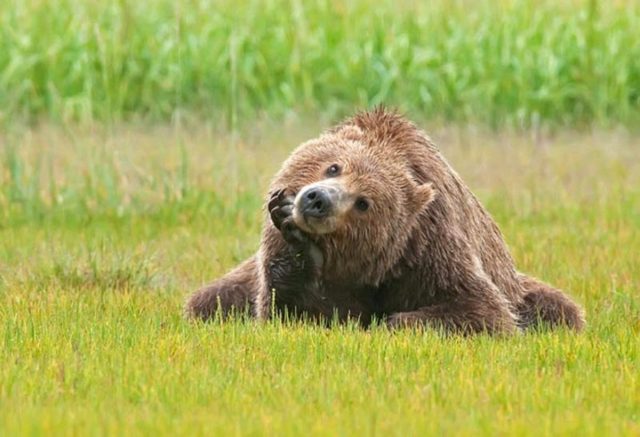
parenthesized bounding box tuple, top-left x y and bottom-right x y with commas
(1, 122, 638, 434)
(1, 0, 640, 127)
(1, 0, 639, 434)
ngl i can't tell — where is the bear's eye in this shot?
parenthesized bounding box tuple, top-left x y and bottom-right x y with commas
(326, 164, 341, 177)
(355, 197, 369, 212)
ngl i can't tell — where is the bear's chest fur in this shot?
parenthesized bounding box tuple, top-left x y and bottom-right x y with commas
(267, 248, 378, 326)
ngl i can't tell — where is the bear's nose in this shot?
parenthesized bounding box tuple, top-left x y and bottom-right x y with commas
(300, 187, 332, 218)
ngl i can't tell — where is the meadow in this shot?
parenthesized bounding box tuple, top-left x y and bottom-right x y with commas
(0, 0, 639, 127)
(1, 122, 639, 435)
(1, 0, 640, 435)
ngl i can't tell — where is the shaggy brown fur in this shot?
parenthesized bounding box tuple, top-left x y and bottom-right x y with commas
(186, 257, 257, 320)
(185, 108, 585, 333)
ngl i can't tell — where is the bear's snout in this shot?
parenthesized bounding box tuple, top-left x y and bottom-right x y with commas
(299, 186, 333, 219)
(292, 180, 350, 235)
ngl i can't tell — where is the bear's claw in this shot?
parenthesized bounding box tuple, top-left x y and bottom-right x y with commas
(268, 189, 293, 230)
(268, 188, 310, 248)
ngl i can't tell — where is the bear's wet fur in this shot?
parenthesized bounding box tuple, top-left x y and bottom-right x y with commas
(185, 108, 585, 333)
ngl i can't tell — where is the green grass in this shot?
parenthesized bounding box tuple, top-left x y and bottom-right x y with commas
(2, 1, 638, 433)
(1, 0, 640, 127)
(1, 122, 639, 435)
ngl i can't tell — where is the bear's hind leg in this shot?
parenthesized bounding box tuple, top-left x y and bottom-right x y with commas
(386, 277, 519, 334)
(516, 274, 585, 331)
(184, 256, 259, 321)
(386, 298, 517, 335)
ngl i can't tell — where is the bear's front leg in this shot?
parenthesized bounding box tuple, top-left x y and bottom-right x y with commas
(184, 256, 258, 321)
(265, 189, 332, 321)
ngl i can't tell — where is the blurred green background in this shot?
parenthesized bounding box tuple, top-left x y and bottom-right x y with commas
(1, 0, 639, 128)
(1, 2, 639, 435)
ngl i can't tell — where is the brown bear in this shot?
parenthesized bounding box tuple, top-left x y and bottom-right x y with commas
(185, 108, 585, 334)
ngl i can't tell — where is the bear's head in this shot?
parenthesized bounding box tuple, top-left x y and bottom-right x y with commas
(269, 117, 436, 285)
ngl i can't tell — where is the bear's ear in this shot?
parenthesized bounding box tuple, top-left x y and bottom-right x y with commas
(334, 124, 364, 141)
(413, 182, 436, 211)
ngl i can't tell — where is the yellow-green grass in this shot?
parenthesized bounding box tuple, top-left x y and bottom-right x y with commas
(1, 0, 640, 127)
(1, 122, 639, 435)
